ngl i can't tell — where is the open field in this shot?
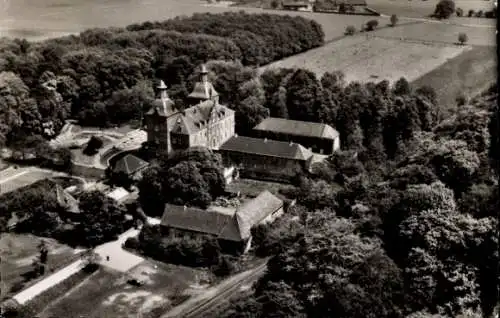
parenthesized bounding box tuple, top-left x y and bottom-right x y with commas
(0, 233, 80, 299)
(368, 0, 495, 18)
(0, 167, 55, 195)
(261, 34, 467, 83)
(412, 45, 496, 116)
(37, 260, 213, 318)
(372, 21, 495, 46)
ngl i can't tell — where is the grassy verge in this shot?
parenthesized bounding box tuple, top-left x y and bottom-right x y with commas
(18, 266, 97, 317)
(411, 45, 496, 118)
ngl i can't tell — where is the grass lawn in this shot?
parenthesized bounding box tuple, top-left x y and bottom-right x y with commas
(0, 233, 80, 299)
(38, 260, 213, 318)
(226, 178, 297, 199)
(411, 45, 496, 117)
(261, 34, 466, 83)
(0, 169, 54, 195)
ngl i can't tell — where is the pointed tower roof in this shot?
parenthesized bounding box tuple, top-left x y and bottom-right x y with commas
(158, 80, 168, 90)
(146, 80, 178, 117)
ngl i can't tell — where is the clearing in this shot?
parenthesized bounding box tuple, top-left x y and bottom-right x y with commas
(0, 233, 80, 299)
(368, 0, 495, 18)
(0, 167, 57, 195)
(261, 34, 467, 83)
(36, 260, 214, 318)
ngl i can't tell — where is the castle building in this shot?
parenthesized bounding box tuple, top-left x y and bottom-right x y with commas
(144, 65, 235, 156)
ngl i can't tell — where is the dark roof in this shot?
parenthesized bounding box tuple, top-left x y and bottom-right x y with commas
(219, 136, 313, 161)
(283, 1, 311, 6)
(171, 101, 233, 135)
(160, 204, 243, 241)
(253, 117, 339, 140)
(236, 190, 283, 239)
(161, 192, 283, 241)
(112, 154, 149, 175)
(145, 97, 178, 117)
(188, 81, 219, 101)
(333, 0, 367, 5)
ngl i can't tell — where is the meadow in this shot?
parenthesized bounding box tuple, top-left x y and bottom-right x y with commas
(261, 33, 467, 83)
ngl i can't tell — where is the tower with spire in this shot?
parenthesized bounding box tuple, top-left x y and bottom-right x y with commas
(187, 64, 219, 106)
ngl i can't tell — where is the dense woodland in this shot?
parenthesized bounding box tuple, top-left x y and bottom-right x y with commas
(0, 11, 498, 318)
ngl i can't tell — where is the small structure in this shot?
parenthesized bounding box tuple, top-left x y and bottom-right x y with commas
(160, 190, 284, 254)
(111, 154, 149, 181)
(55, 184, 81, 221)
(252, 117, 340, 155)
(282, 0, 314, 11)
(218, 135, 314, 182)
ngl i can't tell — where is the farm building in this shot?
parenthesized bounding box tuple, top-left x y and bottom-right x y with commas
(218, 135, 314, 182)
(282, 1, 315, 11)
(252, 117, 340, 155)
(160, 190, 284, 254)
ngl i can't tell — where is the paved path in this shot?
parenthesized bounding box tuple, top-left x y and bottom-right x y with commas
(10, 220, 160, 304)
(13, 260, 85, 305)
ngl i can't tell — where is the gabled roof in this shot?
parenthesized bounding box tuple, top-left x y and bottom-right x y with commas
(253, 117, 339, 140)
(55, 184, 80, 214)
(236, 190, 283, 239)
(219, 136, 313, 161)
(112, 154, 149, 175)
(160, 204, 243, 241)
(171, 101, 233, 135)
(188, 81, 219, 101)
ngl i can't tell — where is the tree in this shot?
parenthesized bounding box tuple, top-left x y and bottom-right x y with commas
(365, 20, 379, 31)
(164, 161, 212, 208)
(138, 166, 165, 217)
(76, 191, 126, 246)
(235, 95, 270, 135)
(434, 0, 456, 19)
(83, 136, 104, 156)
(285, 69, 321, 121)
(456, 7, 464, 16)
(345, 25, 356, 35)
(339, 3, 347, 13)
(390, 14, 399, 26)
(458, 32, 468, 45)
(38, 240, 49, 265)
(81, 249, 102, 271)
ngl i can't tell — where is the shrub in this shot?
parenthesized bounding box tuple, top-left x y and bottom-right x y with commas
(83, 136, 104, 156)
(365, 20, 379, 31)
(456, 7, 464, 16)
(476, 10, 483, 17)
(270, 0, 280, 9)
(345, 25, 356, 35)
(390, 14, 399, 26)
(484, 10, 495, 18)
(458, 32, 468, 45)
(124, 236, 140, 249)
(468, 9, 475, 16)
(434, 0, 456, 18)
(347, 4, 355, 12)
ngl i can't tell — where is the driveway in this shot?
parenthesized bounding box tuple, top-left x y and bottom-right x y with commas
(94, 228, 144, 273)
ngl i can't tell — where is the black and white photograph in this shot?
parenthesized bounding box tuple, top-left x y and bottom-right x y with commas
(0, 0, 497, 317)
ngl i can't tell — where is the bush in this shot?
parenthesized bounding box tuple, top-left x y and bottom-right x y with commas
(83, 136, 104, 156)
(345, 25, 356, 35)
(212, 255, 238, 277)
(468, 9, 475, 16)
(484, 10, 495, 18)
(476, 10, 483, 17)
(456, 7, 464, 16)
(458, 32, 468, 45)
(124, 236, 140, 249)
(365, 20, 379, 31)
(390, 14, 399, 26)
(434, 0, 456, 18)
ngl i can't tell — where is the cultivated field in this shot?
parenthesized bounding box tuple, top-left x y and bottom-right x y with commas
(412, 45, 496, 116)
(262, 34, 467, 83)
(368, 0, 495, 18)
(37, 260, 213, 318)
(0, 233, 80, 299)
(372, 21, 495, 46)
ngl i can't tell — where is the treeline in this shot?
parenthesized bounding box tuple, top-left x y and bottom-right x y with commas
(0, 12, 324, 147)
(220, 86, 498, 318)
